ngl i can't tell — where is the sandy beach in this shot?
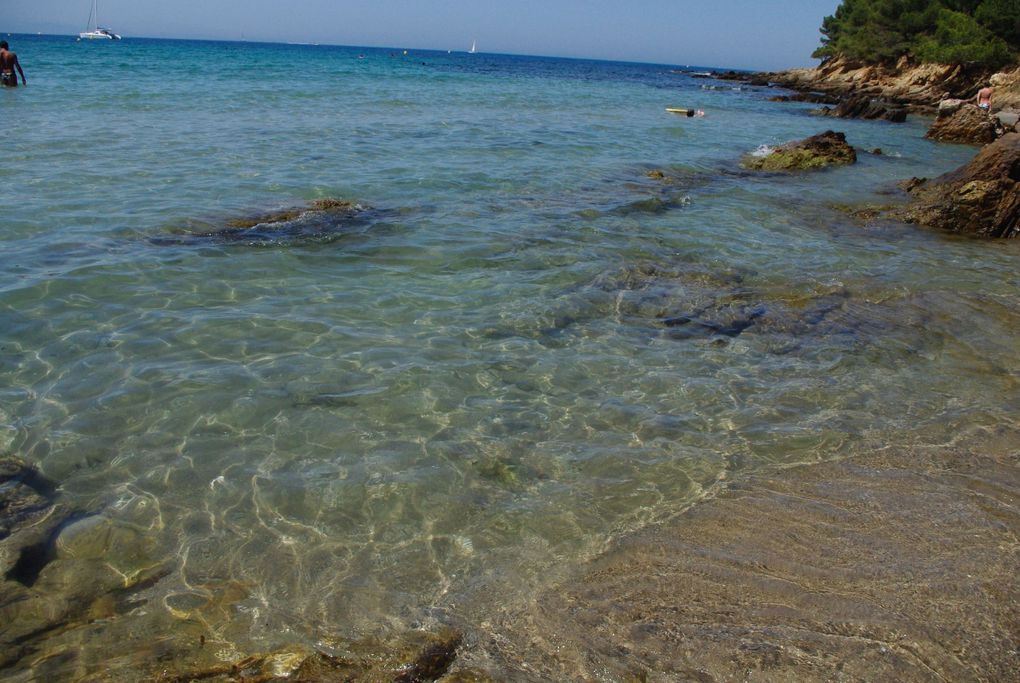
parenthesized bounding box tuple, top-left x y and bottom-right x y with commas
(460, 426, 1020, 681)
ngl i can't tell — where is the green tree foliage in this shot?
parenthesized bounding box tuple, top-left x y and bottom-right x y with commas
(975, 0, 1020, 47)
(915, 9, 1012, 66)
(814, 0, 1019, 68)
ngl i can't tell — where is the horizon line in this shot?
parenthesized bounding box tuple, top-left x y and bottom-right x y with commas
(5, 31, 774, 72)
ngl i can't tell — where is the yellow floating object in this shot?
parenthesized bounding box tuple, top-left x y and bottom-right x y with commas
(666, 107, 705, 118)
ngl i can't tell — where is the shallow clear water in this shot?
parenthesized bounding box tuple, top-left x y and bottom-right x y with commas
(1, 34, 1018, 678)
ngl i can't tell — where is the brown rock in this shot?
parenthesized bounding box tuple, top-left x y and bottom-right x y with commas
(926, 103, 999, 144)
(818, 94, 908, 122)
(143, 628, 465, 683)
(764, 56, 977, 114)
(769, 92, 839, 105)
(901, 132, 1020, 238)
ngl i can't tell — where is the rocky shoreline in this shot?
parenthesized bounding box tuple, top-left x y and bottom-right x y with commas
(746, 56, 1020, 114)
(717, 57, 1020, 239)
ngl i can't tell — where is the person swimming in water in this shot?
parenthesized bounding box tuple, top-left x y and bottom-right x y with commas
(0, 41, 27, 87)
(667, 108, 705, 118)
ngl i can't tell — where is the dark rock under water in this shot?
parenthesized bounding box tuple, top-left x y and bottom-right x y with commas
(0, 456, 58, 542)
(151, 198, 377, 247)
(588, 260, 928, 357)
(127, 627, 471, 683)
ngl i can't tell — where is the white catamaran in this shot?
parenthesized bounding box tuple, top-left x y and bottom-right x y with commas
(469, 40, 477, 54)
(79, 0, 121, 40)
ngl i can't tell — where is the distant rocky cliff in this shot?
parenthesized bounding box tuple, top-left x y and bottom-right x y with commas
(761, 56, 1020, 113)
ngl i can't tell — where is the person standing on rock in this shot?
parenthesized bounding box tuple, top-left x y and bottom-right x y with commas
(976, 85, 993, 112)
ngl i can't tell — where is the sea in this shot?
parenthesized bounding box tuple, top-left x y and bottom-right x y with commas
(1, 34, 1018, 680)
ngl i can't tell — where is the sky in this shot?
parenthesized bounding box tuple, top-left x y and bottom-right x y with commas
(5, 1, 843, 71)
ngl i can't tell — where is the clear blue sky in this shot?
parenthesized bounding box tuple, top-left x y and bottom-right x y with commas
(7, 1, 841, 70)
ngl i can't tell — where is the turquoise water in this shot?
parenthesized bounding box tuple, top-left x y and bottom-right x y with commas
(2, 35, 1018, 679)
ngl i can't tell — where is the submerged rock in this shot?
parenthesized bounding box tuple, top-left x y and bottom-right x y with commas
(743, 131, 857, 171)
(1, 456, 66, 584)
(151, 627, 468, 683)
(585, 260, 934, 359)
(1, 479, 175, 676)
(926, 102, 999, 144)
(899, 132, 1020, 238)
(0, 456, 57, 541)
(222, 198, 358, 231)
(153, 197, 370, 247)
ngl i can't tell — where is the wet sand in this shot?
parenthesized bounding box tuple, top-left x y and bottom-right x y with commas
(460, 426, 1020, 682)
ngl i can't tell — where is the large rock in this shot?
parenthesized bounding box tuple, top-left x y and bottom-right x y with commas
(0, 456, 62, 577)
(900, 133, 1020, 238)
(995, 110, 1018, 133)
(743, 130, 857, 171)
(926, 103, 999, 144)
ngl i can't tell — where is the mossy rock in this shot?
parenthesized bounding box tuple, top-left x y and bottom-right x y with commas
(743, 131, 857, 171)
(226, 197, 358, 230)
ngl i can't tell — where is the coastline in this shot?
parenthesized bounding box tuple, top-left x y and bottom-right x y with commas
(756, 56, 1020, 114)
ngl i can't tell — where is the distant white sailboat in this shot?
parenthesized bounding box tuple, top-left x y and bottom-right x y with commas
(79, 0, 121, 40)
(469, 40, 477, 54)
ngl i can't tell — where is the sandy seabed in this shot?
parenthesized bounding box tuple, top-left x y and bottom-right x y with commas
(458, 425, 1020, 682)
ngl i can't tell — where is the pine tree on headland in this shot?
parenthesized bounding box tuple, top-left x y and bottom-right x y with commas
(813, 0, 1018, 69)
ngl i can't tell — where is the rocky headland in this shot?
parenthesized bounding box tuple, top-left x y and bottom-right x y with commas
(726, 56, 1020, 238)
(719, 56, 1020, 140)
(758, 56, 1020, 114)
